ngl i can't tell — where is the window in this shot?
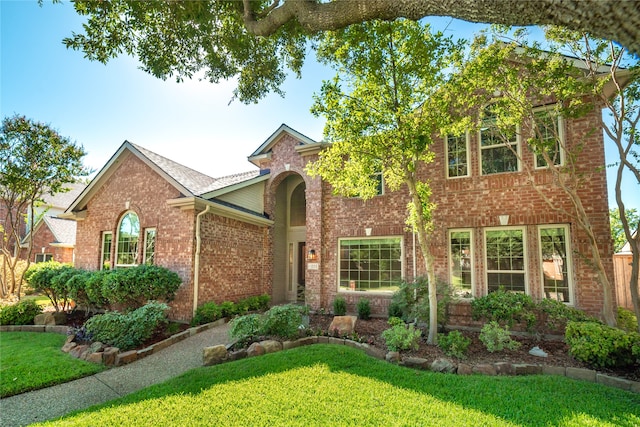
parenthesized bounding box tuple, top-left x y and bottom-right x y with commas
(449, 229, 473, 298)
(372, 171, 384, 196)
(539, 225, 572, 304)
(339, 237, 402, 292)
(35, 253, 53, 263)
(101, 231, 113, 270)
(143, 228, 156, 265)
(446, 133, 470, 178)
(480, 108, 519, 174)
(485, 228, 526, 293)
(116, 211, 140, 267)
(533, 107, 564, 168)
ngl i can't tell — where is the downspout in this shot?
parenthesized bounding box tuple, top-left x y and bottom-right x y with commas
(193, 205, 211, 317)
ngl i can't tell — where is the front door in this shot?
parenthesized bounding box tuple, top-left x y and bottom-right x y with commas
(297, 242, 306, 302)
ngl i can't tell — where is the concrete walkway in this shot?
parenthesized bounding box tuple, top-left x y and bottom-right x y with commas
(1, 322, 231, 427)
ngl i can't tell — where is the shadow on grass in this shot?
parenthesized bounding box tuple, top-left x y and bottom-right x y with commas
(51, 345, 639, 426)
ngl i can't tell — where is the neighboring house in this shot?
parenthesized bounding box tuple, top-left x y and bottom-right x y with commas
(613, 232, 638, 310)
(64, 110, 614, 324)
(19, 183, 86, 264)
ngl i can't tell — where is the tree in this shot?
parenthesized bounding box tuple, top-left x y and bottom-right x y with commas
(0, 115, 88, 299)
(306, 19, 466, 344)
(62, 0, 640, 104)
(611, 208, 639, 252)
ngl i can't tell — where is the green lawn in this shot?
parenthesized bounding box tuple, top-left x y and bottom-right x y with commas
(0, 332, 105, 397)
(35, 345, 639, 427)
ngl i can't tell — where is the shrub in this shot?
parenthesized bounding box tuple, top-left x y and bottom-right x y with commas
(357, 298, 371, 320)
(261, 304, 304, 340)
(84, 301, 169, 351)
(24, 261, 69, 312)
(389, 277, 451, 329)
(229, 313, 264, 346)
(536, 298, 596, 331)
(381, 317, 422, 352)
(218, 301, 237, 318)
(83, 270, 110, 311)
(246, 294, 270, 312)
(471, 287, 536, 329)
(100, 265, 181, 309)
(333, 296, 347, 316)
(0, 299, 43, 325)
(438, 330, 471, 359)
(387, 302, 403, 318)
(617, 307, 638, 332)
(191, 301, 223, 326)
(479, 321, 521, 353)
(565, 321, 640, 368)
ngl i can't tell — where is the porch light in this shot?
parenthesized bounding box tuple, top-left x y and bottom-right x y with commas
(365, 228, 372, 236)
(307, 249, 317, 261)
(499, 214, 510, 226)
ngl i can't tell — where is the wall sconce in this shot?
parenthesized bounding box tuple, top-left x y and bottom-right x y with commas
(284, 163, 290, 171)
(498, 214, 510, 226)
(125, 200, 130, 210)
(307, 249, 317, 262)
(365, 227, 372, 236)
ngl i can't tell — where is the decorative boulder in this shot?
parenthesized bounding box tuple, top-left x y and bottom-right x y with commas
(203, 345, 229, 366)
(431, 358, 457, 373)
(247, 342, 266, 357)
(34, 312, 67, 326)
(328, 316, 357, 336)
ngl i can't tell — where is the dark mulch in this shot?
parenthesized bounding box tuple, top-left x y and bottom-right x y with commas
(308, 314, 640, 383)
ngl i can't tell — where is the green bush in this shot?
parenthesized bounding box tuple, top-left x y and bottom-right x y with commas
(387, 302, 403, 318)
(0, 299, 43, 325)
(357, 298, 371, 320)
(617, 307, 638, 332)
(471, 287, 536, 329)
(381, 317, 422, 352)
(191, 301, 223, 326)
(229, 313, 264, 346)
(246, 294, 270, 311)
(389, 277, 451, 330)
(479, 321, 521, 353)
(84, 301, 169, 351)
(261, 304, 304, 340)
(537, 298, 596, 331)
(565, 321, 640, 368)
(100, 265, 181, 309)
(333, 296, 347, 316)
(191, 295, 272, 326)
(218, 301, 237, 318)
(438, 330, 471, 359)
(83, 270, 110, 311)
(24, 261, 69, 312)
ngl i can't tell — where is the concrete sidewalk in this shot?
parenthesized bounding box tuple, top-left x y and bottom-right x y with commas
(1, 322, 231, 427)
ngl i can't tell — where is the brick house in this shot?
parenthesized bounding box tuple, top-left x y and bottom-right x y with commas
(64, 109, 614, 323)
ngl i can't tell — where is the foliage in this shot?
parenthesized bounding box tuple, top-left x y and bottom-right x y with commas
(390, 277, 452, 330)
(229, 314, 264, 347)
(381, 317, 422, 352)
(0, 298, 42, 325)
(0, 114, 88, 298)
(100, 265, 181, 309)
(0, 332, 104, 398)
(617, 307, 638, 332)
(84, 301, 169, 351)
(387, 301, 403, 318)
(479, 321, 521, 353)
(218, 301, 237, 318)
(438, 330, 471, 359)
(471, 287, 537, 329)
(610, 208, 640, 252)
(536, 298, 597, 331)
(356, 298, 371, 320)
(191, 301, 223, 326)
(260, 304, 304, 340)
(82, 269, 110, 312)
(332, 296, 347, 316)
(565, 321, 640, 368)
(191, 294, 271, 326)
(23, 261, 69, 311)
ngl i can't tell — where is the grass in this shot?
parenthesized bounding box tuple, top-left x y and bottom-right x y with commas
(34, 345, 639, 427)
(0, 332, 105, 398)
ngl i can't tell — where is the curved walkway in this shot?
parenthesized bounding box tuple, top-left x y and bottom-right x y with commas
(1, 322, 231, 427)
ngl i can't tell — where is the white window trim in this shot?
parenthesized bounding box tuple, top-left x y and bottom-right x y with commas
(478, 109, 521, 176)
(484, 226, 528, 295)
(100, 231, 112, 271)
(446, 132, 471, 179)
(533, 106, 565, 169)
(115, 210, 140, 268)
(143, 227, 157, 265)
(538, 224, 574, 305)
(448, 228, 475, 299)
(337, 235, 403, 294)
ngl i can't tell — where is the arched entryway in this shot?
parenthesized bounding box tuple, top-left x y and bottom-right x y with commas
(272, 175, 307, 304)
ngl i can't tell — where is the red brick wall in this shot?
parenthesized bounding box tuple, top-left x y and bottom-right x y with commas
(22, 225, 74, 264)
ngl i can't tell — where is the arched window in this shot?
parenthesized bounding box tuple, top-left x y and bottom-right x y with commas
(116, 211, 140, 267)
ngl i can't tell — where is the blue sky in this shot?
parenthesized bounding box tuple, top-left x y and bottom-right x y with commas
(1, 1, 638, 211)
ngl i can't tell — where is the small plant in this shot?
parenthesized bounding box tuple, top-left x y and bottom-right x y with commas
(389, 277, 452, 329)
(616, 307, 638, 332)
(333, 296, 347, 316)
(387, 302, 403, 318)
(357, 298, 371, 320)
(438, 330, 471, 359)
(565, 321, 640, 368)
(381, 317, 422, 352)
(537, 298, 596, 331)
(261, 304, 304, 339)
(471, 287, 536, 329)
(479, 321, 521, 353)
(191, 301, 222, 326)
(229, 313, 264, 346)
(0, 299, 43, 325)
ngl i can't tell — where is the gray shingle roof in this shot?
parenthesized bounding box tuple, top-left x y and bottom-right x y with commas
(41, 183, 86, 209)
(43, 216, 77, 245)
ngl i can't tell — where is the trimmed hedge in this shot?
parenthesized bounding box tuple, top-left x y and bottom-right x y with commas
(565, 321, 640, 368)
(0, 299, 42, 325)
(191, 294, 271, 326)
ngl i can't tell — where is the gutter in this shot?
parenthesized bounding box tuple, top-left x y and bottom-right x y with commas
(193, 205, 211, 317)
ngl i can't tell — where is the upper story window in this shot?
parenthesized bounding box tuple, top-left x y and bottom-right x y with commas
(116, 211, 140, 268)
(446, 133, 470, 178)
(532, 107, 564, 168)
(480, 107, 519, 175)
(338, 237, 401, 292)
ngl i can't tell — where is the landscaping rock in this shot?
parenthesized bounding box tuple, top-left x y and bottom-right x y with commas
(228, 349, 247, 361)
(473, 364, 497, 376)
(457, 363, 473, 375)
(69, 344, 89, 359)
(103, 347, 119, 366)
(87, 352, 103, 364)
(247, 342, 265, 357)
(494, 362, 515, 375)
(513, 364, 543, 375)
(402, 357, 429, 370)
(260, 340, 283, 354)
(529, 346, 548, 357)
(386, 351, 400, 363)
(115, 350, 137, 366)
(328, 315, 357, 336)
(203, 345, 229, 366)
(431, 358, 456, 373)
(34, 312, 67, 326)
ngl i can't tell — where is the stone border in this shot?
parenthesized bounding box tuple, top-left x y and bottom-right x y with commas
(1, 319, 226, 367)
(203, 336, 640, 394)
